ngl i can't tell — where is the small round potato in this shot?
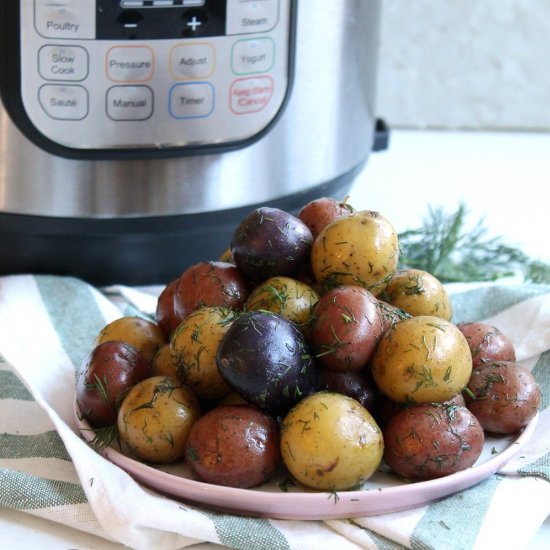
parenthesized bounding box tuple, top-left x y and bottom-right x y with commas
(371, 316, 473, 404)
(150, 343, 179, 378)
(117, 376, 201, 464)
(280, 392, 384, 491)
(245, 276, 319, 330)
(95, 316, 166, 363)
(457, 322, 516, 369)
(170, 307, 236, 400)
(297, 196, 354, 240)
(382, 269, 452, 320)
(185, 404, 280, 488)
(383, 403, 485, 481)
(310, 210, 399, 296)
(465, 361, 541, 434)
(309, 285, 383, 371)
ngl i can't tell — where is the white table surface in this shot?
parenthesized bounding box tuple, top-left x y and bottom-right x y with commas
(1, 129, 549, 549)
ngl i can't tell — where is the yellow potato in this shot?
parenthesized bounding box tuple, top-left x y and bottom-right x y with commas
(245, 276, 319, 330)
(310, 211, 399, 296)
(280, 392, 383, 491)
(117, 376, 201, 463)
(371, 315, 472, 404)
(150, 343, 179, 378)
(170, 306, 236, 400)
(95, 316, 166, 363)
(383, 269, 452, 320)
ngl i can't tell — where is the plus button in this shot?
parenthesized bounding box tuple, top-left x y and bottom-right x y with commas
(186, 16, 202, 32)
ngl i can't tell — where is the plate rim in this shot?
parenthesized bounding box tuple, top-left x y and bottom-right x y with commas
(74, 402, 538, 519)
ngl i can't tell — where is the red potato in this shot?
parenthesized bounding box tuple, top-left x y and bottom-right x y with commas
(297, 196, 354, 240)
(383, 402, 485, 481)
(76, 341, 151, 427)
(185, 404, 281, 488)
(309, 285, 383, 372)
(457, 322, 516, 369)
(465, 361, 541, 434)
(319, 368, 379, 413)
(155, 278, 180, 338)
(163, 261, 251, 332)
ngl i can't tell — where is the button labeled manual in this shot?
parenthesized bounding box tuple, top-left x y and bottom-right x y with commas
(107, 86, 153, 121)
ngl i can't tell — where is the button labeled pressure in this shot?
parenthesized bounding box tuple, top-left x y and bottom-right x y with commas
(106, 46, 155, 82)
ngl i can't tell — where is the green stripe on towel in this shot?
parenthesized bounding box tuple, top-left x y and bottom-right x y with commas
(203, 511, 291, 550)
(450, 284, 550, 323)
(0, 370, 33, 401)
(0, 468, 87, 509)
(34, 276, 109, 369)
(411, 476, 501, 549)
(0, 432, 71, 461)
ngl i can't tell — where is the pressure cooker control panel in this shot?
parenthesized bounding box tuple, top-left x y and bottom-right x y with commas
(17, 0, 294, 155)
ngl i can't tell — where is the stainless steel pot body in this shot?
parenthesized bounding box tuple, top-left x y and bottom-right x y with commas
(0, 1, 382, 284)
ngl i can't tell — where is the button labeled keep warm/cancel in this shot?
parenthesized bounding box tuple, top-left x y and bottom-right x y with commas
(230, 76, 274, 114)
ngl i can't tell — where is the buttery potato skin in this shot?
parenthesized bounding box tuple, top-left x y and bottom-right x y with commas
(383, 402, 485, 481)
(185, 404, 281, 488)
(464, 361, 541, 434)
(310, 210, 399, 296)
(117, 376, 201, 464)
(371, 316, 473, 404)
(457, 322, 516, 369)
(297, 197, 353, 240)
(382, 269, 453, 321)
(280, 392, 383, 491)
(309, 285, 383, 372)
(76, 341, 151, 427)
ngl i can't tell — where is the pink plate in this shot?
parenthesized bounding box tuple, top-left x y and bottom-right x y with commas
(74, 403, 538, 520)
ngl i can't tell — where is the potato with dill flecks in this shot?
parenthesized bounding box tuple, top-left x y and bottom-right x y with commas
(310, 210, 399, 296)
(76, 340, 151, 427)
(371, 315, 472, 404)
(457, 321, 516, 369)
(95, 316, 166, 364)
(245, 276, 319, 331)
(231, 207, 313, 282)
(382, 269, 452, 320)
(464, 361, 541, 434)
(309, 285, 383, 372)
(383, 402, 484, 481)
(185, 404, 280, 488)
(298, 196, 354, 240)
(117, 376, 201, 464)
(280, 392, 384, 491)
(170, 306, 236, 400)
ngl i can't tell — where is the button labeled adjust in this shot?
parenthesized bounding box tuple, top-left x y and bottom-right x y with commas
(170, 43, 215, 80)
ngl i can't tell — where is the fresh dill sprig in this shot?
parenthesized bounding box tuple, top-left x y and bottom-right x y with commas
(398, 202, 550, 284)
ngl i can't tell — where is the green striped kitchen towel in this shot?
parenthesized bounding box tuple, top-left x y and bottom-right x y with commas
(0, 275, 549, 550)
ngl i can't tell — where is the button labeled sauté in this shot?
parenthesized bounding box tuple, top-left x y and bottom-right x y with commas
(38, 84, 89, 120)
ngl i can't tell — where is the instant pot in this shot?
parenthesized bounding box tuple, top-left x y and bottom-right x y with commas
(0, 0, 386, 285)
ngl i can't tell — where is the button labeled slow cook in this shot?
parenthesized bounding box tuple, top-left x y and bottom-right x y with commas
(230, 76, 273, 114)
(169, 82, 214, 119)
(38, 45, 89, 81)
(35, 0, 96, 39)
(106, 46, 155, 82)
(170, 43, 215, 80)
(107, 86, 153, 121)
(38, 84, 89, 120)
(232, 38, 274, 75)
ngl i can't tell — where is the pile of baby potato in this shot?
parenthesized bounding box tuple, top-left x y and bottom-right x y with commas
(76, 197, 542, 492)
